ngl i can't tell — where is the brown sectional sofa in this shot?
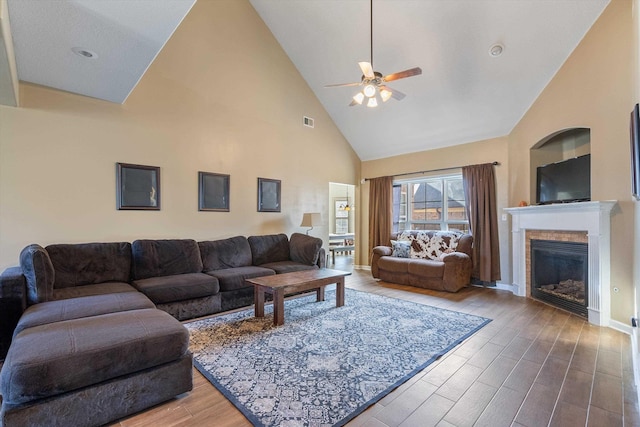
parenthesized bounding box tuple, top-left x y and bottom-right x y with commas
(371, 230, 473, 292)
(0, 233, 324, 427)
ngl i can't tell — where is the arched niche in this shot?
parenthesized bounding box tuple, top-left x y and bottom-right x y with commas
(529, 128, 591, 203)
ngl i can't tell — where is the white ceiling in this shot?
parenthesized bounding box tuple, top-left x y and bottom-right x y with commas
(250, 0, 610, 161)
(6, 0, 195, 103)
(4, 0, 609, 161)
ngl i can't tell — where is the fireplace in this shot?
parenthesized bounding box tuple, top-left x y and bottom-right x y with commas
(530, 239, 588, 317)
(505, 201, 616, 326)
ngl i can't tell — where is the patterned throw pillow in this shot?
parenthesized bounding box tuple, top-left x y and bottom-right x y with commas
(410, 231, 462, 261)
(390, 240, 411, 258)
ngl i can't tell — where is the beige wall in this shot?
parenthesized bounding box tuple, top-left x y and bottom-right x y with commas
(0, 0, 360, 269)
(360, 0, 635, 324)
(632, 0, 640, 334)
(360, 136, 510, 280)
(509, 0, 634, 323)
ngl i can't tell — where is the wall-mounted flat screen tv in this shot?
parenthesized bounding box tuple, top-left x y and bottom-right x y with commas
(536, 154, 591, 205)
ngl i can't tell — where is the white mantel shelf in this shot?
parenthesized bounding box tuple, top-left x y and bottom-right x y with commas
(505, 201, 617, 326)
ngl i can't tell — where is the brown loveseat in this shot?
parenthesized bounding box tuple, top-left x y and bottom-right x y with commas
(371, 230, 473, 292)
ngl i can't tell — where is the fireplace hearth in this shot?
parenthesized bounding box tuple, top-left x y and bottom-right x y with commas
(531, 239, 588, 317)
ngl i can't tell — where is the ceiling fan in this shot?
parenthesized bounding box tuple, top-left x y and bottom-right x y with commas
(324, 0, 422, 107)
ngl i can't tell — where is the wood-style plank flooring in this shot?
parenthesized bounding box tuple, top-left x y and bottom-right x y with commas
(113, 255, 640, 427)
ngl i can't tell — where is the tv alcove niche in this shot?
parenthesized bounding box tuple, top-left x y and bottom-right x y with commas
(529, 128, 590, 204)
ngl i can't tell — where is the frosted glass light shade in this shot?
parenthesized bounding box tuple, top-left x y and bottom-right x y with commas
(367, 97, 378, 108)
(363, 84, 376, 97)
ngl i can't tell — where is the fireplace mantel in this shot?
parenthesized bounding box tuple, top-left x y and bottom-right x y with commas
(505, 201, 617, 326)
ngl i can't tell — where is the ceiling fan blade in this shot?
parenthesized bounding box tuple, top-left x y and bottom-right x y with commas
(358, 62, 375, 79)
(324, 82, 362, 88)
(383, 67, 422, 82)
(380, 85, 406, 100)
(348, 99, 359, 107)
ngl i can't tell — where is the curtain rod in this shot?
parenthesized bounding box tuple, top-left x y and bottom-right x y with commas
(362, 161, 500, 182)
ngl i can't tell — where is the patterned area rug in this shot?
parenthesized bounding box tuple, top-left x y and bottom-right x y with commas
(186, 288, 491, 427)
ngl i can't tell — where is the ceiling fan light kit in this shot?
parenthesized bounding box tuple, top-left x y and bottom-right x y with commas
(363, 84, 376, 98)
(324, 0, 422, 108)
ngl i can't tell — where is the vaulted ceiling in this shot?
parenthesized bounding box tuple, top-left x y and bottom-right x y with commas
(2, 0, 610, 161)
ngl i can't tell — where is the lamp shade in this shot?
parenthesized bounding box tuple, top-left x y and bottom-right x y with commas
(300, 212, 321, 227)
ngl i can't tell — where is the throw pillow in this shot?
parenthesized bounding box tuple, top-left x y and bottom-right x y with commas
(391, 240, 411, 258)
(410, 231, 462, 260)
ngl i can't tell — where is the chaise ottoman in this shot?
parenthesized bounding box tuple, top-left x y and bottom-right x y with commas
(0, 307, 193, 427)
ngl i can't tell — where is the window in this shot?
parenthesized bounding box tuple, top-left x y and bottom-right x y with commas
(392, 175, 469, 233)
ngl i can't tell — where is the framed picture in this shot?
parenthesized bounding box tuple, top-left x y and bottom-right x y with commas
(116, 163, 160, 210)
(335, 199, 349, 218)
(631, 103, 640, 200)
(258, 178, 281, 212)
(199, 172, 230, 212)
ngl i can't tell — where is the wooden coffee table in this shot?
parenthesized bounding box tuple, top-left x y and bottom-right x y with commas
(246, 268, 351, 326)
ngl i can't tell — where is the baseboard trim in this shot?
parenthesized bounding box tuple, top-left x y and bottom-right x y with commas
(494, 282, 517, 293)
(609, 319, 633, 336)
(354, 265, 371, 271)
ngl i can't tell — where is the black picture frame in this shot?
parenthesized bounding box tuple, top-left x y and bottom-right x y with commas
(199, 172, 230, 212)
(116, 163, 160, 210)
(257, 178, 281, 212)
(631, 104, 640, 200)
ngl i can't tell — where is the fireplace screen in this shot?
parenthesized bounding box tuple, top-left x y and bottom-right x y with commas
(530, 239, 588, 317)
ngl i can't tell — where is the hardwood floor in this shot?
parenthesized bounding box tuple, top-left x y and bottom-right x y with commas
(114, 261, 639, 427)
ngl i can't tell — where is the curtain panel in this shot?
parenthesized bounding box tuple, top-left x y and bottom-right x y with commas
(462, 163, 501, 282)
(368, 176, 394, 261)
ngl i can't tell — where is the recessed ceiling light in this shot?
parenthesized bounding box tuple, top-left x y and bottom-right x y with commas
(489, 44, 504, 57)
(71, 47, 98, 59)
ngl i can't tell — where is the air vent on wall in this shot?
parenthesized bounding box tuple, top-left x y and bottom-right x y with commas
(303, 116, 314, 128)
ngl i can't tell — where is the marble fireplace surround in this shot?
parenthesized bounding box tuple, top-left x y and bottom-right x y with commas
(505, 201, 617, 326)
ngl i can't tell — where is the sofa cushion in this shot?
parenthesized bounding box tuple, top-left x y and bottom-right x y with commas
(199, 236, 252, 270)
(20, 244, 54, 304)
(53, 282, 137, 301)
(45, 242, 132, 289)
(132, 273, 219, 304)
(289, 233, 322, 265)
(131, 239, 203, 280)
(259, 261, 318, 274)
(205, 266, 274, 292)
(408, 259, 445, 278)
(248, 234, 290, 266)
(1, 308, 189, 405)
(14, 292, 155, 336)
(377, 256, 410, 274)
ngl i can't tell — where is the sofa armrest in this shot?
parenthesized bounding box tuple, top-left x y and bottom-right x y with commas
(370, 246, 392, 278)
(373, 246, 393, 257)
(0, 267, 27, 357)
(20, 244, 55, 305)
(0, 267, 27, 310)
(317, 248, 326, 269)
(441, 252, 472, 292)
